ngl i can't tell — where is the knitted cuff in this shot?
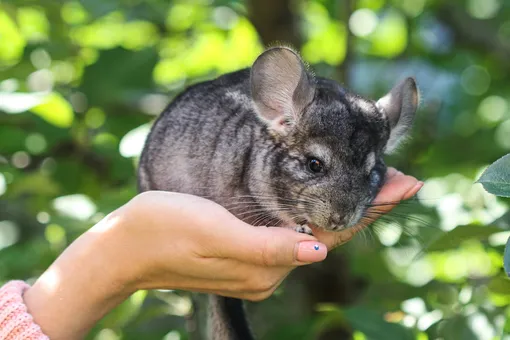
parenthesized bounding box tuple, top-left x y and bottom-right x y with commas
(0, 281, 49, 340)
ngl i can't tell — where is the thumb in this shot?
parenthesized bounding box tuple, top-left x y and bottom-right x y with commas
(220, 224, 328, 267)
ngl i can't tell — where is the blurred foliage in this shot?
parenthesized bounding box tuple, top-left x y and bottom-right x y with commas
(1, 0, 510, 339)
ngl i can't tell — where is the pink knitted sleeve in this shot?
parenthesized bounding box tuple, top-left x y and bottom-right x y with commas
(0, 281, 49, 340)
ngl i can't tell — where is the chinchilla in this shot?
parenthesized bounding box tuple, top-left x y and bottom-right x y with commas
(138, 46, 419, 340)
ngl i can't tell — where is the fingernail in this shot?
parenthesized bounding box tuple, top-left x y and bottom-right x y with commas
(405, 181, 424, 199)
(296, 241, 327, 262)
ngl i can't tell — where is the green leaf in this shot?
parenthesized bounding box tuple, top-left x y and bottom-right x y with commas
(30, 92, 74, 128)
(8, 173, 60, 197)
(437, 316, 478, 340)
(344, 306, 415, 340)
(488, 275, 510, 294)
(426, 224, 503, 252)
(80, 47, 158, 107)
(476, 153, 510, 197)
(505, 236, 510, 277)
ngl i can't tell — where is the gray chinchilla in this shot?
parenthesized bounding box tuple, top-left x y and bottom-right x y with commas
(138, 46, 419, 340)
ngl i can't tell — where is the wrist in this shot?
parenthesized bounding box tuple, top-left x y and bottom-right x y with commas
(23, 209, 136, 339)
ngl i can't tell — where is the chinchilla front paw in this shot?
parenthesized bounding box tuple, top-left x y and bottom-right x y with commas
(292, 225, 314, 236)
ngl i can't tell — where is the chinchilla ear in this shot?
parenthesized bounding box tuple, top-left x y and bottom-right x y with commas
(250, 47, 315, 134)
(376, 77, 419, 154)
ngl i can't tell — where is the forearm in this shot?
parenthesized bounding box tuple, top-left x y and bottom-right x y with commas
(23, 214, 135, 339)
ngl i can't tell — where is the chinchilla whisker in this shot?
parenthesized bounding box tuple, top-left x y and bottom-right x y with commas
(357, 223, 369, 244)
(185, 181, 326, 209)
(367, 216, 427, 246)
(364, 210, 434, 228)
(354, 222, 375, 245)
(215, 194, 316, 206)
(239, 210, 277, 224)
(365, 215, 433, 232)
(286, 213, 310, 225)
(366, 201, 403, 207)
(188, 179, 324, 205)
(235, 207, 293, 217)
(367, 197, 440, 208)
(225, 201, 316, 214)
(358, 216, 425, 247)
(240, 209, 293, 222)
(235, 207, 293, 216)
(251, 213, 283, 227)
(372, 220, 418, 238)
(223, 200, 311, 209)
(367, 201, 420, 207)
(212, 199, 314, 214)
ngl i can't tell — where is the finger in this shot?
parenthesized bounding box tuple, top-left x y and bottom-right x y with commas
(310, 226, 358, 251)
(218, 225, 328, 267)
(177, 266, 291, 298)
(373, 174, 423, 212)
(385, 167, 399, 180)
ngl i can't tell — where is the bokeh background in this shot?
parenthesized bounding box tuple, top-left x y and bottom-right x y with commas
(1, 0, 509, 339)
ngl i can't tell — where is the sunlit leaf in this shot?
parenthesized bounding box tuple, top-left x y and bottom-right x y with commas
(30, 92, 74, 128)
(44, 223, 67, 247)
(221, 18, 263, 72)
(368, 10, 407, 58)
(122, 21, 160, 50)
(356, 0, 385, 10)
(70, 11, 124, 49)
(61, 1, 89, 25)
(301, 2, 347, 65)
(477, 153, 510, 197)
(0, 10, 26, 64)
(426, 225, 503, 252)
(166, 3, 207, 31)
(17, 7, 49, 42)
(302, 21, 347, 65)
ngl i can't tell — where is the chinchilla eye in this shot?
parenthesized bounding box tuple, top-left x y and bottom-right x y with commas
(307, 158, 324, 173)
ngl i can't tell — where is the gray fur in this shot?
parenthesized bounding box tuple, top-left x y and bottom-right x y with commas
(137, 47, 419, 339)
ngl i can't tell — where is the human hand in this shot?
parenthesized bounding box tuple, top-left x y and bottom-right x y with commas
(311, 167, 423, 250)
(24, 191, 327, 339)
(23, 168, 421, 340)
(113, 191, 329, 301)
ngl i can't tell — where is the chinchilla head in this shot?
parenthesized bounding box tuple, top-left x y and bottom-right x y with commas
(250, 47, 419, 231)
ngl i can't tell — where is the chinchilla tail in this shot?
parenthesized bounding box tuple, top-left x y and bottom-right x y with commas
(208, 294, 255, 340)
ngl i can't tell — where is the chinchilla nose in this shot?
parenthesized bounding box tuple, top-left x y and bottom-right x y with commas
(331, 213, 346, 226)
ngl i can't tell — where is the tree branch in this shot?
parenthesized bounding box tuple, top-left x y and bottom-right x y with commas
(247, 0, 301, 48)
